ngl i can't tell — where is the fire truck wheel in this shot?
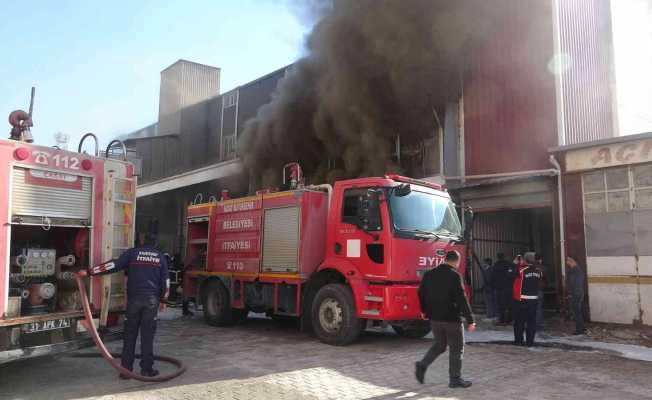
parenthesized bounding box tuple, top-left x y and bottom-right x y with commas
(202, 280, 233, 326)
(311, 283, 364, 346)
(391, 322, 431, 339)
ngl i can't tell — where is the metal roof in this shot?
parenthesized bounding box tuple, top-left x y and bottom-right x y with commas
(448, 171, 556, 191)
(549, 132, 652, 153)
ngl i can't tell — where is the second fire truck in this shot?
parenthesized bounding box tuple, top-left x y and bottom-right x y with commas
(184, 163, 471, 345)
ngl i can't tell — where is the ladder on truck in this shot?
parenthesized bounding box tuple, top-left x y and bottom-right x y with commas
(100, 141, 136, 328)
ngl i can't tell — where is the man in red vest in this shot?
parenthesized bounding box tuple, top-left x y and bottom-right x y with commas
(512, 252, 543, 347)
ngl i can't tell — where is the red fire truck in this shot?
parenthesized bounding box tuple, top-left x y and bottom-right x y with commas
(0, 92, 135, 363)
(184, 163, 471, 345)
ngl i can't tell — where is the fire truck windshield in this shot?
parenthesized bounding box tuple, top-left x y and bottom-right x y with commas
(388, 190, 462, 239)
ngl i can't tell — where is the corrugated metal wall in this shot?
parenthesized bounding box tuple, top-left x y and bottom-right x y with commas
(179, 61, 221, 108)
(158, 60, 220, 136)
(463, 0, 558, 176)
(471, 208, 555, 294)
(556, 0, 616, 145)
(473, 210, 532, 264)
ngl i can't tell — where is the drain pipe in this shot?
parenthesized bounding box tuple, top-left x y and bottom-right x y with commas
(306, 184, 333, 218)
(549, 155, 566, 296)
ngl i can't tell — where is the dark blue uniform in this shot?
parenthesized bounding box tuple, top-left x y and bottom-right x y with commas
(90, 246, 169, 375)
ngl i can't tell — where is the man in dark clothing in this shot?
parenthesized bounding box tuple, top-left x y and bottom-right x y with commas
(416, 250, 476, 389)
(566, 256, 586, 335)
(535, 253, 547, 329)
(480, 258, 497, 320)
(512, 252, 543, 346)
(83, 234, 169, 378)
(491, 253, 517, 324)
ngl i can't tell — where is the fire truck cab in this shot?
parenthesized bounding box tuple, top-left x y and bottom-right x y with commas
(184, 168, 470, 345)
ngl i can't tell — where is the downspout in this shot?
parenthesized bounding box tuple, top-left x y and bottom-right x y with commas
(307, 184, 333, 218)
(549, 155, 566, 296)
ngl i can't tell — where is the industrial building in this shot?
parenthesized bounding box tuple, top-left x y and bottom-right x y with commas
(552, 133, 652, 325)
(118, 0, 648, 325)
(121, 60, 289, 255)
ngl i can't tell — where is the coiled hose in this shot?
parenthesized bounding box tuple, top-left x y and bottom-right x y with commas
(75, 274, 186, 382)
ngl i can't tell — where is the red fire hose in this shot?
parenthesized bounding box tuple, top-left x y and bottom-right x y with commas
(75, 274, 186, 382)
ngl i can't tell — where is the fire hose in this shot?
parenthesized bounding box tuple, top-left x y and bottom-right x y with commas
(74, 273, 186, 382)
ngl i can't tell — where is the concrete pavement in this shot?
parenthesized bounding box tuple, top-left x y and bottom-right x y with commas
(1, 313, 650, 400)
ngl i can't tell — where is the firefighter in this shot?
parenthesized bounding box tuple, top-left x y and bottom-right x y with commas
(512, 252, 542, 346)
(415, 250, 476, 389)
(81, 233, 169, 378)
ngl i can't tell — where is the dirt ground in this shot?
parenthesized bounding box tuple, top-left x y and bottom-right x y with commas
(1, 312, 651, 400)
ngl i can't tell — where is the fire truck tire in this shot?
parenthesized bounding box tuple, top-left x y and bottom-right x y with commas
(311, 283, 364, 346)
(202, 280, 234, 326)
(391, 322, 431, 339)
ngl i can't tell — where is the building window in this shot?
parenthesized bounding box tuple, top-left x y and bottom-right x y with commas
(583, 162, 652, 258)
(222, 135, 237, 160)
(582, 163, 652, 213)
(223, 92, 237, 108)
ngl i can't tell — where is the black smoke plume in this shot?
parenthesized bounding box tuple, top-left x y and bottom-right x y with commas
(239, 0, 503, 188)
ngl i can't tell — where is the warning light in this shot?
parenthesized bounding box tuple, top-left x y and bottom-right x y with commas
(81, 159, 93, 170)
(14, 148, 29, 161)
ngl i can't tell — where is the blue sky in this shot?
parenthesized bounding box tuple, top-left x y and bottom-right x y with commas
(0, 0, 311, 148)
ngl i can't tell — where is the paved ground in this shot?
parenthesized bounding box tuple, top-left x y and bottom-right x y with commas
(1, 313, 651, 400)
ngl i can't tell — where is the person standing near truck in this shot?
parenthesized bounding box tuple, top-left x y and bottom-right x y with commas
(566, 256, 586, 335)
(480, 258, 497, 320)
(512, 252, 542, 346)
(81, 233, 169, 378)
(415, 250, 476, 389)
(535, 253, 548, 329)
(491, 253, 517, 324)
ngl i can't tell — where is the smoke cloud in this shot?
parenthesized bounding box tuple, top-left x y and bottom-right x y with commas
(240, 0, 503, 188)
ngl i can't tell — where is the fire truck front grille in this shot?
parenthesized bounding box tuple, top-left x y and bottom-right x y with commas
(11, 167, 92, 224)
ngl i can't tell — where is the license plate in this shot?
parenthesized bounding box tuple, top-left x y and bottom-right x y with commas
(22, 318, 71, 334)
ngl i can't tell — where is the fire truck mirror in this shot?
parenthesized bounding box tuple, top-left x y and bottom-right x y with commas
(393, 183, 411, 197)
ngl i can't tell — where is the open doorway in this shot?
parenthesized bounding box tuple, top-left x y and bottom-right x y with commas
(470, 207, 558, 313)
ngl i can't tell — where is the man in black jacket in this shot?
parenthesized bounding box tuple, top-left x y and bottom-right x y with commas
(566, 256, 586, 335)
(491, 253, 517, 324)
(415, 250, 476, 389)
